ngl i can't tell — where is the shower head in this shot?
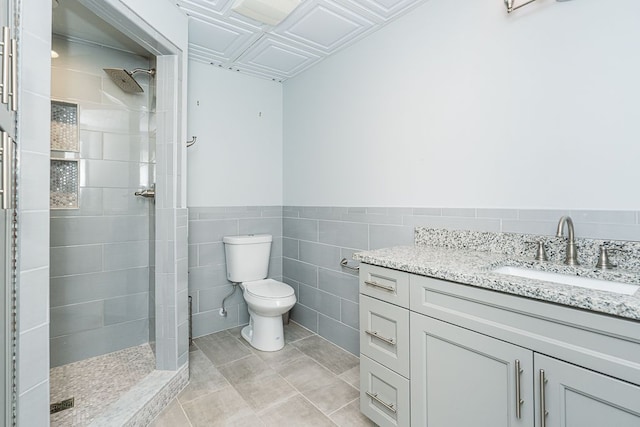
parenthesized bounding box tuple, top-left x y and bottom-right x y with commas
(103, 68, 155, 94)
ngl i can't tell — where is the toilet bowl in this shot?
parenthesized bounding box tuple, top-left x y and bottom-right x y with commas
(223, 234, 297, 352)
(239, 279, 296, 351)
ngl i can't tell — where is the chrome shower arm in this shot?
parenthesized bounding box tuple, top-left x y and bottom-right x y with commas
(505, 0, 538, 13)
(130, 68, 156, 77)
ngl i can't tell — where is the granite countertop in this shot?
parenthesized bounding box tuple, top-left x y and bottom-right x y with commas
(354, 245, 640, 321)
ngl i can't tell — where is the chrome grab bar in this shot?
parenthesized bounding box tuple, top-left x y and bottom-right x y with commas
(364, 280, 395, 293)
(365, 329, 395, 346)
(366, 391, 397, 414)
(340, 258, 359, 271)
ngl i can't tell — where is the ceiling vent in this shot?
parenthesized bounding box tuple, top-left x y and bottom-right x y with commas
(231, 0, 301, 26)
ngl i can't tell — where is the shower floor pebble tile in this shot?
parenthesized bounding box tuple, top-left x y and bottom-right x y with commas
(150, 322, 373, 427)
(50, 343, 156, 426)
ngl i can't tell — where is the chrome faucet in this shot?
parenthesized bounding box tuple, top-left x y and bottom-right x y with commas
(556, 216, 579, 266)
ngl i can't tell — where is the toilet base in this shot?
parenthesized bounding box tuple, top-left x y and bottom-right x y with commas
(241, 310, 286, 352)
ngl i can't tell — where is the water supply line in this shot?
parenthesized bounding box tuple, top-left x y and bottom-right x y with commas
(219, 282, 239, 316)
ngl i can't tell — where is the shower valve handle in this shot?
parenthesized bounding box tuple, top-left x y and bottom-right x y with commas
(134, 188, 155, 199)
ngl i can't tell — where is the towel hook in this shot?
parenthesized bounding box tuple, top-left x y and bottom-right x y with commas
(186, 136, 197, 147)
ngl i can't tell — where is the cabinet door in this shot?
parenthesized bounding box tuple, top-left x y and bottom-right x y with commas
(411, 313, 534, 427)
(535, 354, 640, 427)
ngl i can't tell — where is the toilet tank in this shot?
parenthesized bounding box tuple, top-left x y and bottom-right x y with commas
(223, 234, 272, 282)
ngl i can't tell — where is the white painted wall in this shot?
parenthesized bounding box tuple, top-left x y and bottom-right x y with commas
(283, 0, 640, 209)
(187, 61, 283, 207)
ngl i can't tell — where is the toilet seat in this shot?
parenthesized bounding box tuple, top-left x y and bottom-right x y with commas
(244, 279, 294, 299)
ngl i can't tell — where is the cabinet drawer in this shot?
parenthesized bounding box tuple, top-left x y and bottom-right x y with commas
(360, 355, 410, 427)
(360, 294, 410, 378)
(360, 264, 409, 308)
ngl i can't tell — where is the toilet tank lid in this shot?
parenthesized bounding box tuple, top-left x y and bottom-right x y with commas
(223, 234, 272, 245)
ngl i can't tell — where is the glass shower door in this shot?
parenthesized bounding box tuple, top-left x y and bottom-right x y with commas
(0, 129, 16, 426)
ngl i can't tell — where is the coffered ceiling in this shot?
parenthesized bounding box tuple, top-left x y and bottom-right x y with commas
(177, 0, 428, 82)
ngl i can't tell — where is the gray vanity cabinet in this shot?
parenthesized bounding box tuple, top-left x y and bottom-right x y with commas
(410, 313, 534, 426)
(359, 263, 640, 427)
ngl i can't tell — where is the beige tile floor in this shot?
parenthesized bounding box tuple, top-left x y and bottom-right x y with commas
(150, 322, 375, 427)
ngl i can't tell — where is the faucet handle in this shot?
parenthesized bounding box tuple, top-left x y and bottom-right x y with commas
(595, 245, 622, 270)
(526, 240, 548, 262)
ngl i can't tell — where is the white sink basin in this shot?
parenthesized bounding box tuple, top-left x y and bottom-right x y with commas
(492, 266, 640, 295)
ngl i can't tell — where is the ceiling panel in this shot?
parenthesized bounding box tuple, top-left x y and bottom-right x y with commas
(234, 35, 323, 80)
(347, 0, 425, 20)
(177, 0, 429, 82)
(274, 0, 377, 53)
(188, 16, 257, 59)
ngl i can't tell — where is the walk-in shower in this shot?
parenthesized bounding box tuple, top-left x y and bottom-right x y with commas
(50, 1, 160, 425)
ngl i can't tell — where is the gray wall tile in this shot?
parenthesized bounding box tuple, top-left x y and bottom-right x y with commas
(50, 268, 149, 307)
(104, 240, 150, 270)
(283, 258, 318, 287)
(283, 217, 318, 241)
(239, 217, 282, 236)
(283, 238, 299, 259)
(104, 293, 149, 325)
(369, 224, 414, 249)
(298, 284, 340, 320)
(50, 301, 104, 337)
(290, 303, 318, 333)
(340, 299, 359, 330)
(19, 267, 49, 331)
(299, 241, 341, 271)
(197, 242, 225, 266)
(189, 219, 238, 244)
(318, 315, 359, 356)
(18, 324, 50, 392)
(317, 268, 359, 303)
(188, 265, 229, 291)
(318, 220, 369, 250)
(191, 307, 239, 338)
(197, 285, 244, 313)
(50, 319, 149, 367)
(50, 245, 103, 277)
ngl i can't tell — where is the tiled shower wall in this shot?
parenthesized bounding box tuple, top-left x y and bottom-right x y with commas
(188, 206, 640, 355)
(188, 206, 283, 338)
(49, 38, 154, 367)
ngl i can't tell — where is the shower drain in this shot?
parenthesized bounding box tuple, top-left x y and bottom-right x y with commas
(50, 397, 74, 414)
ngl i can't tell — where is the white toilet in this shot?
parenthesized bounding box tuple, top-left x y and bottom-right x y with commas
(223, 234, 296, 352)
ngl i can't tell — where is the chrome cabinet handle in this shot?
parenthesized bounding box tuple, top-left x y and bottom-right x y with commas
(515, 359, 523, 419)
(1, 27, 9, 105)
(10, 37, 16, 111)
(365, 329, 396, 345)
(539, 369, 548, 427)
(364, 280, 395, 292)
(366, 391, 397, 414)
